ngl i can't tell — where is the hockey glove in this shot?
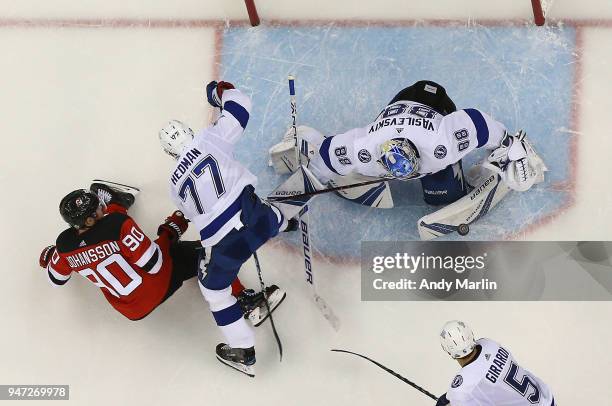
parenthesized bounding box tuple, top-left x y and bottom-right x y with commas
(483, 130, 547, 192)
(39, 245, 56, 268)
(206, 80, 235, 108)
(435, 393, 450, 406)
(157, 211, 189, 243)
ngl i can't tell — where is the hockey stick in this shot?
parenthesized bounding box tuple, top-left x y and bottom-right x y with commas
(288, 75, 341, 331)
(270, 176, 396, 202)
(289, 75, 299, 166)
(253, 251, 283, 361)
(331, 349, 438, 401)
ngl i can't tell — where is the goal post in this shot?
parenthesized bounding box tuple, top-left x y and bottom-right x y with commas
(244, 0, 260, 26)
(531, 0, 546, 26)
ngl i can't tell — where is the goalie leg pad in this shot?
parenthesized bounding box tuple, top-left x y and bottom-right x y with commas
(418, 172, 510, 240)
(267, 165, 325, 219)
(328, 172, 394, 209)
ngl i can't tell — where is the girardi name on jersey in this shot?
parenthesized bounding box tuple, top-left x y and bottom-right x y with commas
(171, 147, 203, 185)
(66, 241, 121, 268)
(485, 346, 510, 383)
(368, 117, 434, 133)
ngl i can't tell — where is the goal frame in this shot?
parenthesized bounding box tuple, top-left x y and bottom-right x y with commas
(531, 0, 546, 26)
(244, 1, 547, 27)
(244, 0, 260, 26)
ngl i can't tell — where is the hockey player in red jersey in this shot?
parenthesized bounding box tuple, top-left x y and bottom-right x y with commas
(38, 181, 270, 321)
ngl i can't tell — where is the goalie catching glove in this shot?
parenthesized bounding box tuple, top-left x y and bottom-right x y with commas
(157, 210, 189, 243)
(482, 130, 547, 192)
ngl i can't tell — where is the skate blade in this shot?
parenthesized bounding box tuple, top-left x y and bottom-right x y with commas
(251, 290, 287, 327)
(216, 356, 255, 378)
(91, 179, 140, 195)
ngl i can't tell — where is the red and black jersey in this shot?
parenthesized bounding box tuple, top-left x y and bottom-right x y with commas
(46, 207, 173, 320)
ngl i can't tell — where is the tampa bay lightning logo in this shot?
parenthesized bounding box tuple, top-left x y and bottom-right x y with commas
(358, 149, 372, 163)
(434, 145, 447, 159)
(451, 375, 463, 388)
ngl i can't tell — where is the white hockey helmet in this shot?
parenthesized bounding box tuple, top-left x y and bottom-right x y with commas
(440, 320, 476, 359)
(159, 120, 195, 159)
(378, 138, 419, 179)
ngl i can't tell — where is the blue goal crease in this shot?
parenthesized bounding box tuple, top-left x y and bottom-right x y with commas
(219, 24, 577, 257)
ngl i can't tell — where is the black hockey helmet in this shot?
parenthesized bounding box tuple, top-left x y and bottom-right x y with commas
(59, 189, 101, 229)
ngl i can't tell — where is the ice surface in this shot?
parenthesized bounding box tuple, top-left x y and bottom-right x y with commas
(2, 3, 612, 405)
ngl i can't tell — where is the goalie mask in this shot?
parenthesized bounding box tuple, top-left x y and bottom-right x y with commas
(378, 138, 419, 179)
(159, 120, 195, 159)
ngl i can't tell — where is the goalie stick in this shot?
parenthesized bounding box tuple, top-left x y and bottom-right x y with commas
(331, 349, 438, 400)
(287, 76, 340, 331)
(269, 175, 395, 202)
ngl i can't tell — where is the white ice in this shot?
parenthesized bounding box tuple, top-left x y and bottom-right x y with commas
(2, 1, 612, 405)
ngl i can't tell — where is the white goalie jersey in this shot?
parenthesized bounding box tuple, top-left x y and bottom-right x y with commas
(304, 101, 507, 183)
(446, 338, 554, 406)
(168, 89, 257, 247)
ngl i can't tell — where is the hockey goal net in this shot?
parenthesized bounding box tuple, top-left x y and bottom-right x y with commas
(244, 0, 553, 27)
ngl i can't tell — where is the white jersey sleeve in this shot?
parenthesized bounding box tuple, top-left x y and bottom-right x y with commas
(447, 338, 554, 406)
(436, 108, 507, 166)
(205, 88, 253, 151)
(313, 128, 369, 178)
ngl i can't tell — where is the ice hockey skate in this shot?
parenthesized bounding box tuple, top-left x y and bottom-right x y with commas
(216, 343, 256, 378)
(238, 285, 286, 327)
(90, 180, 140, 209)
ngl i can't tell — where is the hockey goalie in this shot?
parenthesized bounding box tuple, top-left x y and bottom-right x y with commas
(268, 80, 547, 239)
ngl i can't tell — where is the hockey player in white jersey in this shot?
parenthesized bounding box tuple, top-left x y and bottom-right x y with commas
(436, 320, 555, 406)
(270, 80, 544, 207)
(158, 80, 295, 377)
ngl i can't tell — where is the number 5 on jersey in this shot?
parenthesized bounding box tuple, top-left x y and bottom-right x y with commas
(179, 155, 226, 214)
(504, 362, 541, 403)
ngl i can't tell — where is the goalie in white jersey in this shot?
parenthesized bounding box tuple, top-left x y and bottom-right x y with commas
(436, 321, 555, 406)
(271, 80, 543, 207)
(158, 80, 294, 377)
